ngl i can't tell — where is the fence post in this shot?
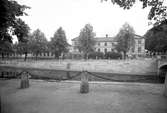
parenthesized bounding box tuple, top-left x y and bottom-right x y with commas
(20, 71, 29, 89)
(164, 72, 167, 97)
(80, 71, 89, 93)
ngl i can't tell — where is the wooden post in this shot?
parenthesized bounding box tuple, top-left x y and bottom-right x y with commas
(20, 71, 29, 89)
(66, 63, 71, 79)
(164, 72, 167, 97)
(80, 71, 89, 93)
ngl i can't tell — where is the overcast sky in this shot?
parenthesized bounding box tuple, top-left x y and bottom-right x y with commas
(16, 0, 152, 44)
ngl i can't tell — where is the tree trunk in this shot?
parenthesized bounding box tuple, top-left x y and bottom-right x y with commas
(84, 52, 88, 60)
(123, 51, 126, 59)
(55, 52, 57, 59)
(24, 52, 27, 61)
(36, 53, 38, 60)
(1, 53, 4, 60)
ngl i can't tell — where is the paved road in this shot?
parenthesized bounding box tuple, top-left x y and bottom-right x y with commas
(0, 79, 167, 113)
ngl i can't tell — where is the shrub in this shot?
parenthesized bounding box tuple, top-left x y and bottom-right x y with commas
(105, 52, 122, 59)
(65, 53, 83, 59)
(88, 52, 104, 59)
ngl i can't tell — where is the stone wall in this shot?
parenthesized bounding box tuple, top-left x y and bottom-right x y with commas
(0, 58, 157, 75)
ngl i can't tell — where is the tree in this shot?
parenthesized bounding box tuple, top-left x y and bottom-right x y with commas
(50, 27, 69, 59)
(115, 23, 135, 59)
(78, 24, 96, 59)
(0, 0, 30, 42)
(145, 19, 167, 53)
(102, 0, 167, 25)
(15, 41, 30, 61)
(0, 41, 13, 59)
(0, 0, 30, 59)
(30, 29, 48, 60)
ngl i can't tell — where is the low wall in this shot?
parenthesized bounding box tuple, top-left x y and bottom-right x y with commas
(0, 58, 157, 75)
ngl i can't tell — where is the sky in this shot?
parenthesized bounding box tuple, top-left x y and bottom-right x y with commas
(16, 0, 152, 44)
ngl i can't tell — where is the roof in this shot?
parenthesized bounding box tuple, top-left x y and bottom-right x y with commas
(134, 34, 144, 39)
(71, 37, 78, 41)
(71, 34, 144, 42)
(94, 37, 116, 42)
(71, 36, 116, 42)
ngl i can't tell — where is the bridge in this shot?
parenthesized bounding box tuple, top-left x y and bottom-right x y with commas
(157, 55, 167, 77)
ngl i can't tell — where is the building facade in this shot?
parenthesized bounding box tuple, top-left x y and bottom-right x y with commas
(71, 34, 145, 57)
(127, 34, 145, 57)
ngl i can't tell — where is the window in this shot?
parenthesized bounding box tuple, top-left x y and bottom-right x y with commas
(98, 42, 100, 46)
(138, 47, 141, 53)
(98, 48, 100, 52)
(105, 42, 107, 46)
(138, 40, 141, 44)
(104, 48, 107, 53)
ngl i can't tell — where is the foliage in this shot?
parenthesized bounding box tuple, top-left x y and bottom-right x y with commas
(78, 24, 96, 59)
(30, 29, 48, 59)
(13, 19, 30, 42)
(50, 27, 69, 59)
(0, 0, 30, 42)
(145, 19, 167, 53)
(0, 0, 30, 59)
(0, 41, 13, 59)
(115, 22, 135, 58)
(102, 0, 167, 25)
(88, 52, 104, 59)
(65, 53, 83, 59)
(104, 51, 122, 59)
(14, 41, 29, 61)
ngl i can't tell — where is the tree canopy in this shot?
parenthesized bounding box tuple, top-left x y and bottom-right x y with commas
(50, 27, 69, 59)
(115, 22, 135, 58)
(30, 29, 48, 59)
(0, 0, 30, 42)
(14, 41, 29, 61)
(0, 0, 30, 57)
(102, 0, 167, 25)
(145, 20, 167, 53)
(78, 24, 96, 59)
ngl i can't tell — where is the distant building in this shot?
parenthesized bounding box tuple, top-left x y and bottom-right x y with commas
(71, 34, 117, 54)
(71, 34, 145, 57)
(127, 34, 145, 57)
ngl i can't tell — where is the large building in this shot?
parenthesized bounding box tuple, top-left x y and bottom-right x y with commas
(71, 34, 145, 57)
(131, 34, 145, 56)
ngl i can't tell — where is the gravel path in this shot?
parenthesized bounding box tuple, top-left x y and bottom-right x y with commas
(0, 79, 167, 113)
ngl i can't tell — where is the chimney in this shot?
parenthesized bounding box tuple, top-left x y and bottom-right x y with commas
(106, 34, 108, 38)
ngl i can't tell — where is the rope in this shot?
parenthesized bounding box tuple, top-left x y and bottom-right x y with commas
(59, 71, 82, 81)
(87, 71, 120, 81)
(0, 70, 82, 81)
(87, 71, 151, 82)
(0, 70, 160, 82)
